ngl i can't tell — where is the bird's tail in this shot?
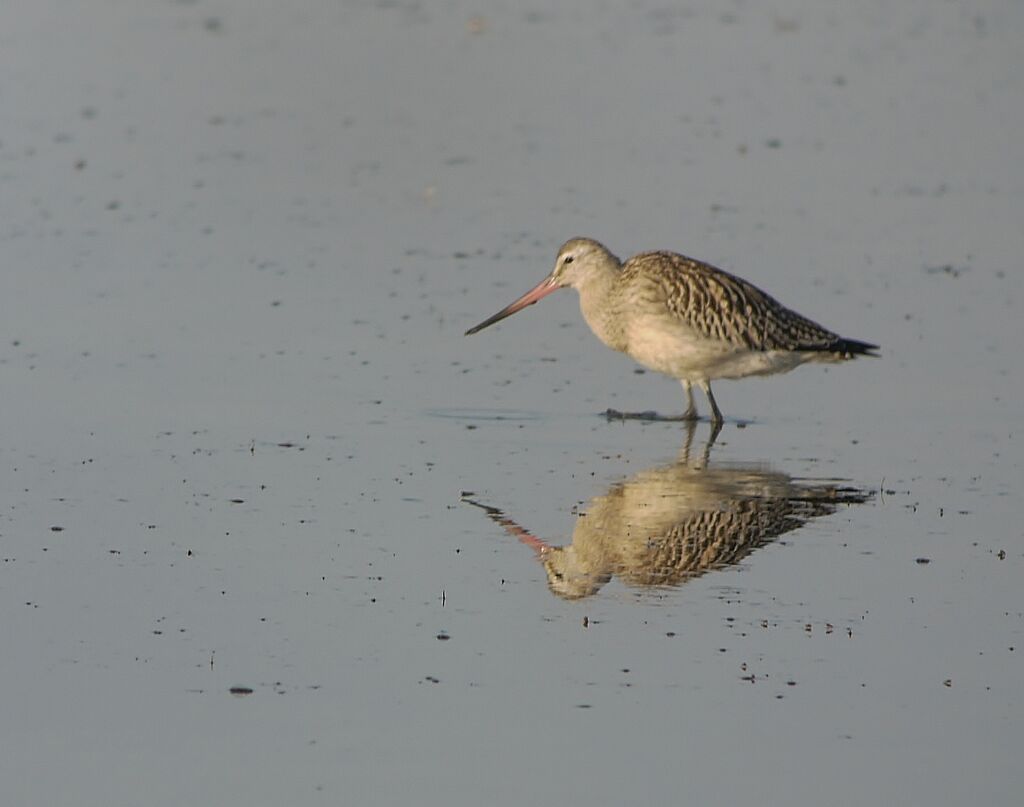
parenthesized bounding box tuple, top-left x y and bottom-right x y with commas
(829, 337, 879, 358)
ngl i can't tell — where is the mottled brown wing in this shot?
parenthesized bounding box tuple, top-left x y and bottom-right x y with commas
(623, 252, 844, 352)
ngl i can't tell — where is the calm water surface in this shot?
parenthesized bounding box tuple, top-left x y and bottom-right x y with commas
(1, 1, 1021, 805)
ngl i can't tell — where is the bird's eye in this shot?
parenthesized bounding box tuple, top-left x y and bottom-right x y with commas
(563, 256, 574, 265)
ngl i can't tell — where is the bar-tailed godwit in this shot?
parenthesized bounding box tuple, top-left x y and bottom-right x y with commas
(465, 238, 877, 423)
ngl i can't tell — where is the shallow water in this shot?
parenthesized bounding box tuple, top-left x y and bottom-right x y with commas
(2, 1, 1022, 805)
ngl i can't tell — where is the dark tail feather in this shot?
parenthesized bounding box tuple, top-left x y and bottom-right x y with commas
(829, 337, 879, 358)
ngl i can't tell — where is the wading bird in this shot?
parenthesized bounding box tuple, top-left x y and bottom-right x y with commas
(465, 238, 877, 424)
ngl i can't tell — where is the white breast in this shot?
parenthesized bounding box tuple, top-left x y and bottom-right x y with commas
(624, 315, 812, 381)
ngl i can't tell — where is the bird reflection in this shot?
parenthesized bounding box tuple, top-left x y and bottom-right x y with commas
(463, 424, 871, 600)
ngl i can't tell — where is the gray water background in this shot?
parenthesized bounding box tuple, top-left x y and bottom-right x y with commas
(2, 1, 1021, 805)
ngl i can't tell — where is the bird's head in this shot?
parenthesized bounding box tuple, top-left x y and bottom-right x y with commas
(464, 238, 619, 335)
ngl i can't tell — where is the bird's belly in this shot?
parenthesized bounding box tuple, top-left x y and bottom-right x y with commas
(624, 320, 809, 381)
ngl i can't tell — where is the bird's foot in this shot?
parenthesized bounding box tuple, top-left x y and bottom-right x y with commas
(604, 408, 702, 423)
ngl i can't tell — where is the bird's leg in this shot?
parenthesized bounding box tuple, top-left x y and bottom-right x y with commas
(680, 380, 698, 421)
(680, 418, 696, 461)
(706, 418, 723, 448)
(698, 380, 724, 425)
(679, 419, 719, 468)
(602, 379, 713, 423)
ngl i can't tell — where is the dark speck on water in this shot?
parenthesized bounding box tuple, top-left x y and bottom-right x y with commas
(924, 264, 969, 277)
